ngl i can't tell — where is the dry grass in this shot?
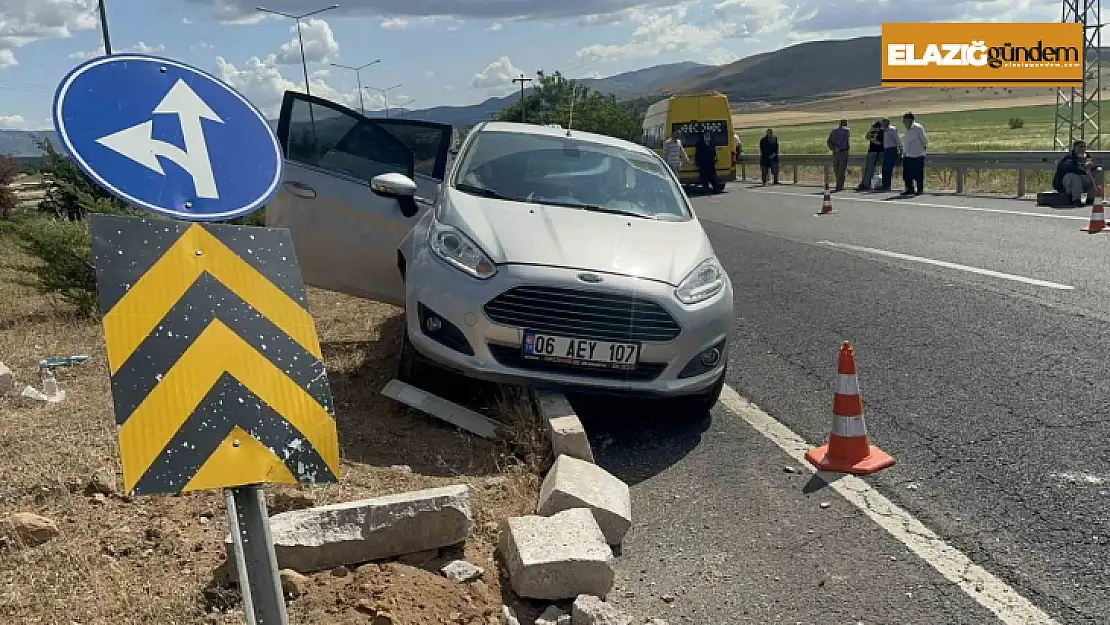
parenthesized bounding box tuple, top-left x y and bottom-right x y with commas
(0, 231, 544, 624)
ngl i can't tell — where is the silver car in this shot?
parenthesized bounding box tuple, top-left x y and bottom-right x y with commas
(268, 92, 734, 411)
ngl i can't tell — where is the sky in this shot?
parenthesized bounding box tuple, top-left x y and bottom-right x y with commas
(0, 0, 1059, 131)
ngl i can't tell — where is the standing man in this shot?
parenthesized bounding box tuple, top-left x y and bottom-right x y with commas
(826, 119, 851, 191)
(858, 121, 884, 190)
(759, 128, 780, 185)
(900, 111, 928, 196)
(880, 118, 901, 191)
(695, 131, 718, 192)
(662, 133, 691, 180)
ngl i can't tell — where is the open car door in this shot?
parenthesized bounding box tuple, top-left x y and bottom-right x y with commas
(267, 92, 453, 306)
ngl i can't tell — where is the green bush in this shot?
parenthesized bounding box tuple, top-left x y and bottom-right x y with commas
(1, 216, 98, 317)
(1009, 117, 1025, 129)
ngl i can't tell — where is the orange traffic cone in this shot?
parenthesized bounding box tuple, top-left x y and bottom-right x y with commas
(1082, 178, 1105, 233)
(804, 342, 895, 475)
(817, 183, 835, 215)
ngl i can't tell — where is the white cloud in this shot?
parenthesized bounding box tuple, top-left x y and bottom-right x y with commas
(707, 47, 739, 65)
(0, 0, 100, 67)
(380, 16, 409, 29)
(69, 45, 105, 60)
(215, 55, 383, 117)
(69, 41, 167, 60)
(472, 56, 527, 91)
(182, 16, 194, 25)
(487, 22, 503, 31)
(575, 3, 745, 64)
(424, 70, 435, 78)
(133, 41, 166, 54)
(580, 70, 603, 79)
(273, 18, 339, 64)
(191, 40, 214, 51)
(0, 115, 26, 128)
(182, 0, 680, 23)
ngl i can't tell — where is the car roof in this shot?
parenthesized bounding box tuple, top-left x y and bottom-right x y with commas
(476, 121, 655, 157)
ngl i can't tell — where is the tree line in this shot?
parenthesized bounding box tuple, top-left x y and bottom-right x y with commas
(491, 70, 647, 142)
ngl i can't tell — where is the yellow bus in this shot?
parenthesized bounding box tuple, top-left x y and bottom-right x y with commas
(641, 91, 736, 191)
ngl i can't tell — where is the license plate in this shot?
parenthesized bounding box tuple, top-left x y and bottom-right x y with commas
(522, 331, 639, 371)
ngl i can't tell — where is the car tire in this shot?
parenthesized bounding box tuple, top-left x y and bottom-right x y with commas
(712, 180, 726, 193)
(397, 328, 433, 384)
(678, 365, 727, 413)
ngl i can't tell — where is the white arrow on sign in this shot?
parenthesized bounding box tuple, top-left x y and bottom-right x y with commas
(96, 79, 224, 200)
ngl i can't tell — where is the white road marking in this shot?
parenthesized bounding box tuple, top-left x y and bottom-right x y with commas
(743, 187, 1089, 221)
(818, 241, 1075, 290)
(1050, 471, 1106, 486)
(718, 384, 1061, 625)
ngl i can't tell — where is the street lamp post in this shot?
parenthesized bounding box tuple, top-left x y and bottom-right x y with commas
(395, 98, 416, 118)
(256, 4, 339, 97)
(331, 59, 381, 114)
(368, 83, 402, 117)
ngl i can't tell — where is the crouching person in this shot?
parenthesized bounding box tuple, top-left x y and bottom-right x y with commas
(1053, 140, 1096, 207)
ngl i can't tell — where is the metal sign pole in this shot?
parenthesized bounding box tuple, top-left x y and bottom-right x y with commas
(226, 485, 288, 625)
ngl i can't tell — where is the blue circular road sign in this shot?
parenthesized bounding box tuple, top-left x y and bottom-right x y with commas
(53, 54, 284, 222)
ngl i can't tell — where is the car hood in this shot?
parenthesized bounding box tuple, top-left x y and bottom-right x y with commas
(439, 187, 715, 286)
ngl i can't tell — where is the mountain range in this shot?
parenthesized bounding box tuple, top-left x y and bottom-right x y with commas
(3, 35, 1085, 157)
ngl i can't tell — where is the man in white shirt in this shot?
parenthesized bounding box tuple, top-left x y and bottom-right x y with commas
(880, 118, 901, 191)
(662, 134, 691, 178)
(901, 111, 928, 196)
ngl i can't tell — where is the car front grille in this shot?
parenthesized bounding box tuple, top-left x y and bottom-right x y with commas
(487, 344, 667, 382)
(482, 285, 681, 343)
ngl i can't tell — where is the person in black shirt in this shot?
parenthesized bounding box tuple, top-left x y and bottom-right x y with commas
(1053, 139, 1095, 207)
(858, 121, 884, 190)
(759, 128, 780, 185)
(694, 132, 719, 192)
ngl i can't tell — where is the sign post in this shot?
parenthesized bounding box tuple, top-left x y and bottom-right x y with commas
(53, 54, 335, 625)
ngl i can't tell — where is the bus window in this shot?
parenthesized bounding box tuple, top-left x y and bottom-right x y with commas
(671, 120, 729, 147)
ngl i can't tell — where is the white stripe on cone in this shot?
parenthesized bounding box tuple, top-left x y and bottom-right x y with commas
(833, 414, 868, 437)
(837, 373, 860, 396)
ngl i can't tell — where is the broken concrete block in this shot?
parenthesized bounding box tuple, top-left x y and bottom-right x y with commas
(227, 485, 473, 573)
(382, 379, 501, 439)
(538, 455, 632, 546)
(571, 595, 632, 625)
(539, 392, 595, 463)
(0, 362, 13, 393)
(499, 508, 614, 601)
(536, 605, 571, 625)
(441, 559, 483, 583)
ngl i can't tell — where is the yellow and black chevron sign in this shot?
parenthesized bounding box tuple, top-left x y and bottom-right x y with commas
(88, 214, 340, 496)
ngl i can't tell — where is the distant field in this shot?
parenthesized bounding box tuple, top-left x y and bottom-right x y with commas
(735, 102, 1110, 155)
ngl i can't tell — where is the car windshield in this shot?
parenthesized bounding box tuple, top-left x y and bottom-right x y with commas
(452, 129, 690, 220)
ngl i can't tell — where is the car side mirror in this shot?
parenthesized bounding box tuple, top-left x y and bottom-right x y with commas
(371, 172, 417, 198)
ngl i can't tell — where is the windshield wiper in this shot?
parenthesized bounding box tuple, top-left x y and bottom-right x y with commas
(535, 200, 653, 219)
(454, 183, 517, 201)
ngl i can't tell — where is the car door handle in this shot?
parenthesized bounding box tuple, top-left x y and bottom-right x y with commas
(284, 180, 317, 199)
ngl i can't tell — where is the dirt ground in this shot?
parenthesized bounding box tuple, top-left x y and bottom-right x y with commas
(0, 233, 546, 624)
(731, 85, 1061, 127)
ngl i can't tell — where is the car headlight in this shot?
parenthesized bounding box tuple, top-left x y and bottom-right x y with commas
(428, 220, 497, 279)
(675, 257, 725, 304)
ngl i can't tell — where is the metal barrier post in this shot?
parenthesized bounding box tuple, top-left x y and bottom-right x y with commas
(792, 165, 798, 184)
(956, 168, 966, 195)
(823, 165, 831, 188)
(1017, 168, 1027, 197)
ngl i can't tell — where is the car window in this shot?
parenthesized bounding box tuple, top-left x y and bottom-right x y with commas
(372, 119, 452, 181)
(452, 131, 690, 220)
(284, 97, 414, 182)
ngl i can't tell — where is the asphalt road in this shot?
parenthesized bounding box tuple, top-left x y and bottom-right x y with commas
(574, 184, 1110, 624)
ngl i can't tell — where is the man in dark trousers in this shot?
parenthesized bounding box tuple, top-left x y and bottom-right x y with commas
(759, 128, 780, 185)
(1053, 139, 1096, 207)
(695, 131, 719, 192)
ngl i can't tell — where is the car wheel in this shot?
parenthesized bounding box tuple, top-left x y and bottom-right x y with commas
(712, 180, 727, 193)
(397, 328, 433, 384)
(677, 366, 727, 414)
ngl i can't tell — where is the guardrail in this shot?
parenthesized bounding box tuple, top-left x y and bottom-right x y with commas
(736, 151, 1104, 196)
